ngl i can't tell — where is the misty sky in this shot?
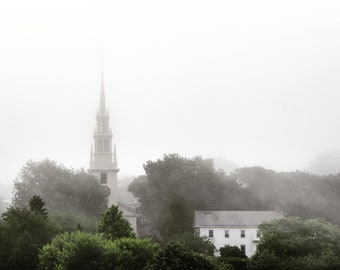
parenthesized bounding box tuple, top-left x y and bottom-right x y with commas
(1, 1, 340, 197)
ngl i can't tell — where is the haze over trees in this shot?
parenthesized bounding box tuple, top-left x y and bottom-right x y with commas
(129, 154, 340, 239)
(307, 151, 340, 175)
(128, 154, 245, 237)
(12, 159, 108, 232)
(3, 155, 340, 269)
(13, 159, 107, 217)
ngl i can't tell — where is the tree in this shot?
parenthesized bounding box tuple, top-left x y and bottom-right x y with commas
(97, 205, 135, 240)
(145, 242, 219, 270)
(39, 232, 160, 270)
(114, 238, 160, 270)
(128, 154, 242, 237)
(219, 245, 248, 270)
(230, 167, 340, 225)
(249, 217, 340, 270)
(0, 205, 57, 270)
(38, 231, 119, 270)
(13, 159, 107, 217)
(169, 232, 215, 256)
(29, 195, 48, 219)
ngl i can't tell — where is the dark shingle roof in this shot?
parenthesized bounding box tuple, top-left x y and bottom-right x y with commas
(193, 211, 284, 228)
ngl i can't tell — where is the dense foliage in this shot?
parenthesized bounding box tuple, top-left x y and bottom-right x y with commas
(249, 217, 340, 270)
(0, 200, 58, 270)
(38, 231, 118, 270)
(97, 205, 135, 240)
(219, 245, 248, 270)
(130, 155, 340, 239)
(128, 154, 244, 237)
(169, 232, 215, 256)
(145, 242, 226, 270)
(29, 195, 48, 219)
(13, 159, 107, 217)
(114, 238, 160, 270)
(38, 232, 160, 270)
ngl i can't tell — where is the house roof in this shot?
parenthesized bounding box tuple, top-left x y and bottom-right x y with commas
(193, 211, 284, 228)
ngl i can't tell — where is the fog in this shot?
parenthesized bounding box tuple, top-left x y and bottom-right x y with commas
(1, 0, 340, 200)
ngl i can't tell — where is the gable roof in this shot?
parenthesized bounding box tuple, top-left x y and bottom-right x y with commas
(193, 211, 284, 228)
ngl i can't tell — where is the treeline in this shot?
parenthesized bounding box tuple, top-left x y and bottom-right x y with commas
(2, 156, 340, 269)
(0, 195, 232, 270)
(231, 167, 340, 224)
(129, 154, 340, 237)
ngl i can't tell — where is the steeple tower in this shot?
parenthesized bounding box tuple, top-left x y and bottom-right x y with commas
(88, 62, 119, 206)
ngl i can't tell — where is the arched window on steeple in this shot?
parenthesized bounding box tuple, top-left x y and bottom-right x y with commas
(97, 140, 103, 152)
(104, 140, 109, 152)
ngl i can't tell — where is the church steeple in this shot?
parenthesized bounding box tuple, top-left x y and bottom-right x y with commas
(88, 60, 119, 206)
(99, 64, 106, 116)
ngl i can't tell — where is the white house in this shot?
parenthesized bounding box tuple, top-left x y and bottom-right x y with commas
(193, 210, 284, 257)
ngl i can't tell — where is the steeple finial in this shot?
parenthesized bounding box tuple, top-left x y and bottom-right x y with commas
(99, 48, 106, 115)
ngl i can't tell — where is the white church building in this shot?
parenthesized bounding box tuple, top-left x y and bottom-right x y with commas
(193, 210, 284, 257)
(88, 67, 138, 234)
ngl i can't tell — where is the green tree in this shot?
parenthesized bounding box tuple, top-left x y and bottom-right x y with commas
(0, 206, 57, 270)
(249, 217, 340, 270)
(145, 242, 218, 270)
(38, 231, 119, 270)
(114, 238, 160, 270)
(219, 245, 248, 270)
(128, 154, 242, 237)
(97, 205, 135, 240)
(39, 232, 160, 270)
(29, 195, 48, 219)
(169, 232, 215, 256)
(13, 159, 107, 217)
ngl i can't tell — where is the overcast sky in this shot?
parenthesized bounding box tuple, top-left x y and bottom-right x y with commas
(1, 0, 340, 197)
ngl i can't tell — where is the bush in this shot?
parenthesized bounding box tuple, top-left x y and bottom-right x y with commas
(219, 245, 248, 270)
(38, 231, 119, 270)
(114, 238, 160, 270)
(169, 232, 215, 256)
(145, 242, 217, 270)
(249, 217, 340, 270)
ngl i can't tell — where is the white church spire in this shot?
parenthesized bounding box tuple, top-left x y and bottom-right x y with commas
(99, 52, 106, 116)
(88, 54, 119, 206)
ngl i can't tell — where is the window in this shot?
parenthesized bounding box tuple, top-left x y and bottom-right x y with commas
(225, 230, 229, 238)
(256, 230, 260, 238)
(209, 230, 214, 237)
(241, 230, 245, 238)
(100, 173, 107, 184)
(240, 245, 246, 254)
